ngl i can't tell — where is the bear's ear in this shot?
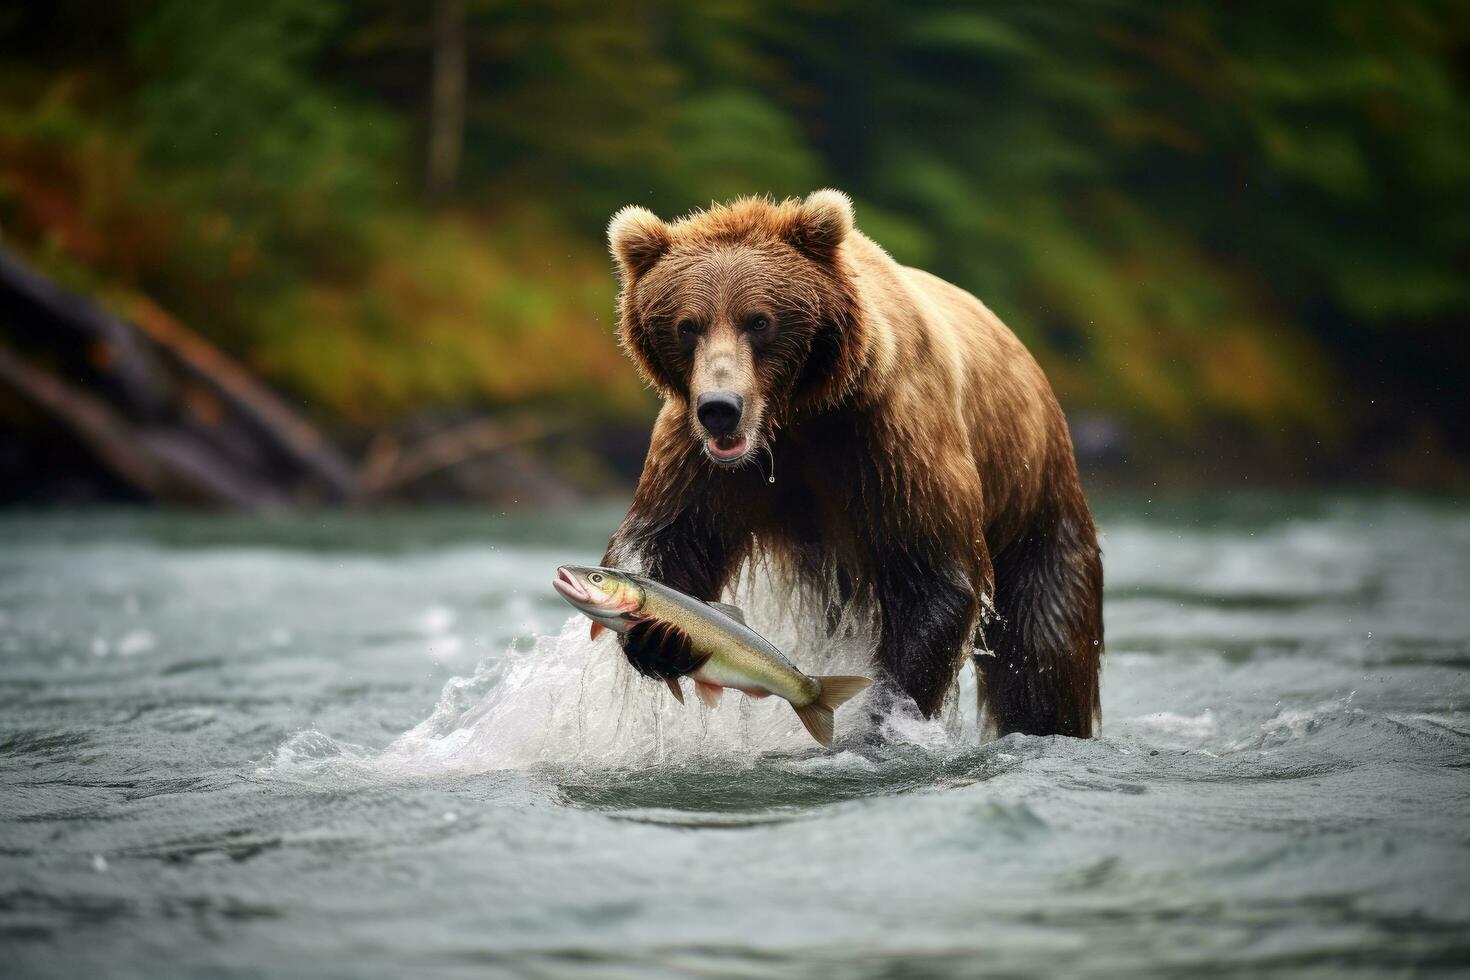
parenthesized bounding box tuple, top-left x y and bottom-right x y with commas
(784, 189, 853, 260)
(608, 205, 672, 280)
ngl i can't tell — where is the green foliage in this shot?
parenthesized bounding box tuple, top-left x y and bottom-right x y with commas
(0, 0, 1465, 445)
(132, 0, 398, 292)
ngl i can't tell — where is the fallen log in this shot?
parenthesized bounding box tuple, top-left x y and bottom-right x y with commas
(0, 348, 286, 509)
(0, 245, 591, 509)
(0, 247, 172, 419)
(358, 415, 569, 497)
(124, 295, 357, 499)
(0, 244, 356, 504)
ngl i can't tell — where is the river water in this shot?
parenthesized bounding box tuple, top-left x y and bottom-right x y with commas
(2, 496, 1468, 977)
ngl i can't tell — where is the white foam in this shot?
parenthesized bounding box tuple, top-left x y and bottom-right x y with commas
(1130, 710, 1217, 739)
(1224, 692, 1359, 752)
(1256, 692, 1356, 743)
(258, 727, 369, 777)
(87, 628, 158, 658)
(376, 565, 988, 775)
(416, 605, 456, 635)
(116, 629, 156, 657)
(425, 635, 464, 660)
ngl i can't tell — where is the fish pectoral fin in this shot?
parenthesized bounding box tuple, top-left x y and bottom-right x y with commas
(664, 677, 685, 704)
(589, 621, 605, 641)
(694, 681, 724, 709)
(740, 688, 771, 700)
(704, 601, 747, 625)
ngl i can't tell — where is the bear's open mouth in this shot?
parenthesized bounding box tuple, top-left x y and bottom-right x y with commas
(706, 434, 750, 463)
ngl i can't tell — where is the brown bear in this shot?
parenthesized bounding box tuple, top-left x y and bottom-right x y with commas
(601, 189, 1102, 738)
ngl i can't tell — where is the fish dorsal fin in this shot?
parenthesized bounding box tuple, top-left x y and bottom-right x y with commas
(664, 677, 685, 704)
(706, 601, 747, 625)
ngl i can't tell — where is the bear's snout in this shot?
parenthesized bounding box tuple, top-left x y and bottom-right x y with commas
(696, 391, 744, 438)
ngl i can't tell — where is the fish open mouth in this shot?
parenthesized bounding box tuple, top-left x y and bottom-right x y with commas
(553, 566, 590, 603)
(705, 434, 750, 463)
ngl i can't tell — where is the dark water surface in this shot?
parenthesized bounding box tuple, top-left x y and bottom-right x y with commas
(2, 496, 1468, 978)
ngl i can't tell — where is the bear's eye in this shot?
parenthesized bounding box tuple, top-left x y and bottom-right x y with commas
(676, 320, 699, 349)
(749, 314, 770, 333)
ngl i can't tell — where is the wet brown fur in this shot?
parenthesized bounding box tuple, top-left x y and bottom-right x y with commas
(622, 618, 709, 681)
(603, 191, 1103, 738)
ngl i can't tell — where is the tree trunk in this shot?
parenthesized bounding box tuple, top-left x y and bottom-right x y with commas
(426, 0, 466, 202)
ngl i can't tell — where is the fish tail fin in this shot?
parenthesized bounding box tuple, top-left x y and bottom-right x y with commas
(792, 675, 872, 748)
(792, 702, 834, 747)
(816, 675, 873, 709)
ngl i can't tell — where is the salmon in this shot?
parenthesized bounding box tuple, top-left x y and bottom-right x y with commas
(552, 564, 870, 747)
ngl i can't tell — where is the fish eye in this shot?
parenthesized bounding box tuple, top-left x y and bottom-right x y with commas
(590, 573, 604, 584)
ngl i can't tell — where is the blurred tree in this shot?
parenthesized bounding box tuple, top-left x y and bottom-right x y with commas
(0, 0, 1464, 474)
(425, 0, 465, 200)
(128, 0, 398, 305)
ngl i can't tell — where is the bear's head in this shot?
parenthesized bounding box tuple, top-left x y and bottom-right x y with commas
(607, 190, 866, 468)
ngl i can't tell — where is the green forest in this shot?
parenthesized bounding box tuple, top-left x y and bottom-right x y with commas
(2, 0, 1467, 490)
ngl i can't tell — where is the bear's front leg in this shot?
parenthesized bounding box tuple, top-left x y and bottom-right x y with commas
(604, 501, 743, 685)
(603, 505, 735, 603)
(601, 404, 752, 679)
(604, 505, 742, 683)
(870, 546, 981, 718)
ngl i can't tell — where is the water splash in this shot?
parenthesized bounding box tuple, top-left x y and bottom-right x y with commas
(377, 563, 989, 775)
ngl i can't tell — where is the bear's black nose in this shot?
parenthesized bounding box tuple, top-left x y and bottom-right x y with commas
(696, 391, 744, 437)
